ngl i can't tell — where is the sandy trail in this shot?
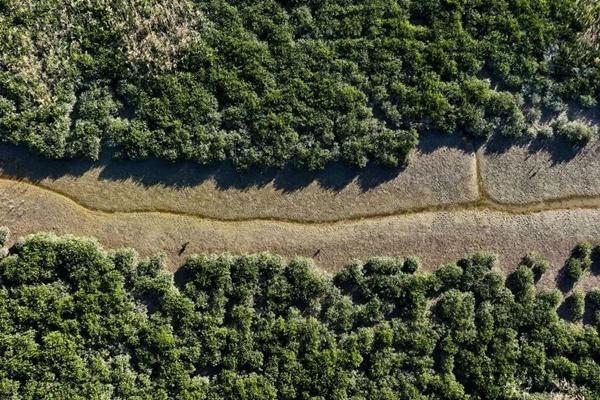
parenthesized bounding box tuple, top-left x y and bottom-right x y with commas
(3, 176, 600, 294)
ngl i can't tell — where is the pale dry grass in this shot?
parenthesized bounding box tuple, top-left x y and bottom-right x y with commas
(3, 179, 600, 283)
(0, 135, 478, 222)
(480, 139, 600, 204)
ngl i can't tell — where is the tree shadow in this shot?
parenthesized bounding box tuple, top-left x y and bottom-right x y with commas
(483, 133, 585, 166)
(590, 247, 600, 276)
(173, 263, 193, 290)
(555, 262, 578, 293)
(0, 132, 476, 193)
(557, 298, 577, 322)
(0, 124, 592, 195)
(583, 295, 598, 325)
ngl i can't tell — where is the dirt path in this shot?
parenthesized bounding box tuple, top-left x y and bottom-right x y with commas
(2, 174, 600, 291)
(3, 136, 600, 285)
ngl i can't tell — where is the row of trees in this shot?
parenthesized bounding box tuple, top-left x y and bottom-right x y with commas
(1, 231, 600, 398)
(0, 0, 598, 169)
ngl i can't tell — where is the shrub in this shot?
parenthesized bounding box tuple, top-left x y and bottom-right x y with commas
(566, 291, 585, 321)
(0, 0, 598, 168)
(521, 252, 550, 281)
(554, 118, 598, 144)
(0, 233, 599, 397)
(573, 242, 594, 270)
(587, 289, 600, 324)
(564, 258, 584, 282)
(0, 226, 9, 247)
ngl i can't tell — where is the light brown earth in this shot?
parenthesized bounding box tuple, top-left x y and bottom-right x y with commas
(2, 134, 600, 292)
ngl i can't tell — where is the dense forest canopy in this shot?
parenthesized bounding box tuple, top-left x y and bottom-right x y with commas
(1, 232, 600, 398)
(0, 0, 599, 169)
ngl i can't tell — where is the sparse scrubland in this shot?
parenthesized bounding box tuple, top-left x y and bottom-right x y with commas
(1, 232, 600, 398)
(1, 0, 599, 169)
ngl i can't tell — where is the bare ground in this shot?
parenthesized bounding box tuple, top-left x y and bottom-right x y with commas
(3, 133, 600, 294)
(3, 178, 600, 295)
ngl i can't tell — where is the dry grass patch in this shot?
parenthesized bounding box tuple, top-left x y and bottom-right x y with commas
(480, 139, 600, 204)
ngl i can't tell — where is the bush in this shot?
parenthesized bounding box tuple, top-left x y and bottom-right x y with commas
(0, 0, 598, 169)
(0, 226, 9, 247)
(565, 258, 584, 282)
(554, 118, 598, 144)
(566, 291, 585, 321)
(521, 252, 550, 281)
(1, 232, 599, 397)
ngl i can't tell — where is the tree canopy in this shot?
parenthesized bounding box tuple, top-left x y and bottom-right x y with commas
(1, 232, 600, 398)
(1, 0, 599, 169)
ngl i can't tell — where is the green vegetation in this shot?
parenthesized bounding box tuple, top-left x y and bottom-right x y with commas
(564, 242, 594, 283)
(1, 0, 599, 169)
(0, 226, 9, 247)
(566, 290, 585, 321)
(521, 252, 550, 282)
(1, 233, 600, 398)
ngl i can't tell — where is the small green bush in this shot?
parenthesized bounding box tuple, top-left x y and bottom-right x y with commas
(521, 252, 550, 281)
(567, 291, 585, 321)
(555, 118, 598, 144)
(0, 226, 10, 247)
(565, 258, 584, 282)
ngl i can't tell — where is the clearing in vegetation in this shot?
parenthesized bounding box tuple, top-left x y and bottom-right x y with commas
(0, 135, 479, 222)
(4, 177, 600, 281)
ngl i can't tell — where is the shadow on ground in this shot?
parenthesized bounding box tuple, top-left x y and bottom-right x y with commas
(0, 132, 587, 192)
(483, 133, 591, 166)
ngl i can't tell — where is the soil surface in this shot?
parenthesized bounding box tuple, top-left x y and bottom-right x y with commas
(481, 137, 600, 204)
(3, 178, 600, 295)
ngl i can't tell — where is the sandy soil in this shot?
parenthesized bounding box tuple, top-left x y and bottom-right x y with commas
(0, 135, 478, 222)
(3, 179, 600, 294)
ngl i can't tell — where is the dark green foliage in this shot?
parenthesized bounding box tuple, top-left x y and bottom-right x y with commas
(587, 289, 600, 325)
(0, 0, 598, 169)
(0, 226, 9, 247)
(521, 252, 550, 282)
(566, 291, 585, 321)
(564, 242, 594, 282)
(565, 258, 584, 281)
(402, 256, 420, 274)
(1, 234, 600, 398)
